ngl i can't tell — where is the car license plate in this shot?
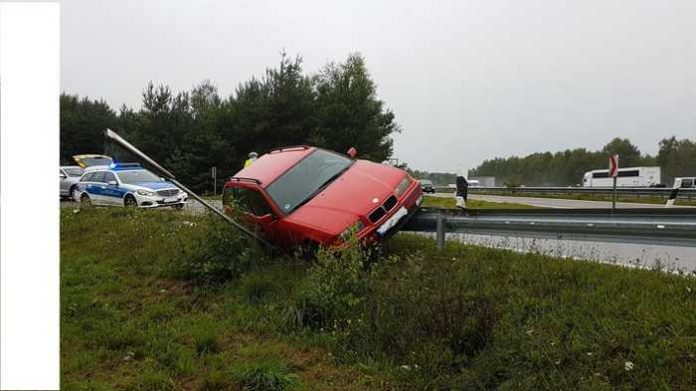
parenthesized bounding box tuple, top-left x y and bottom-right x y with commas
(164, 197, 178, 203)
(377, 206, 408, 235)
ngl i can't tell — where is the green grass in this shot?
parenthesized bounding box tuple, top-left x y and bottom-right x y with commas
(60, 208, 372, 390)
(421, 195, 539, 209)
(62, 208, 696, 389)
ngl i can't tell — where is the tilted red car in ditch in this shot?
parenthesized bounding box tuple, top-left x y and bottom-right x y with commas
(222, 146, 423, 249)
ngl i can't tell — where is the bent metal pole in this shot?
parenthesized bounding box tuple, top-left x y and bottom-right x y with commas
(104, 128, 273, 248)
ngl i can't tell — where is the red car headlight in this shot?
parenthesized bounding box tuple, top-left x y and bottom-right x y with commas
(394, 177, 412, 197)
(339, 220, 365, 241)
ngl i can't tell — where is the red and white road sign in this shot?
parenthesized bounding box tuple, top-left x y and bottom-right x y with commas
(608, 154, 619, 177)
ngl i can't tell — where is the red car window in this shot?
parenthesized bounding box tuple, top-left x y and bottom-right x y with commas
(223, 187, 272, 217)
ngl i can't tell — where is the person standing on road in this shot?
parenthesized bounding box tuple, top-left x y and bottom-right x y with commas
(244, 152, 258, 168)
(455, 175, 468, 209)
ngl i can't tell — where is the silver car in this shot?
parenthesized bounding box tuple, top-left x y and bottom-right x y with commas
(60, 166, 85, 200)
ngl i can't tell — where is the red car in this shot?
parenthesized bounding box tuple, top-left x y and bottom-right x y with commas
(222, 146, 423, 249)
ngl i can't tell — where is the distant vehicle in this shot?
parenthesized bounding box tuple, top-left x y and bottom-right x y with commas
(468, 176, 496, 187)
(581, 166, 661, 187)
(468, 179, 481, 187)
(674, 177, 696, 189)
(222, 146, 423, 250)
(60, 166, 84, 199)
(73, 163, 187, 208)
(418, 179, 435, 193)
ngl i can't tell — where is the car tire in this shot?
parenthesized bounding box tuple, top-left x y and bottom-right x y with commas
(124, 195, 138, 208)
(69, 185, 78, 201)
(80, 193, 92, 207)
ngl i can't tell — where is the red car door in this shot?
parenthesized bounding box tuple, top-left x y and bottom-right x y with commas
(222, 185, 279, 241)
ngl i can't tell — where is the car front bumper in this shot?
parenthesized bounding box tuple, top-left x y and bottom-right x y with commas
(134, 192, 188, 208)
(361, 184, 424, 242)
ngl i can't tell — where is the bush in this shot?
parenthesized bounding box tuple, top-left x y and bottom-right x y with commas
(287, 239, 503, 385)
(171, 218, 265, 284)
(288, 236, 380, 331)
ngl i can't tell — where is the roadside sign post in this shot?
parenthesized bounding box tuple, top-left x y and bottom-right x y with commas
(609, 154, 619, 213)
(211, 166, 217, 195)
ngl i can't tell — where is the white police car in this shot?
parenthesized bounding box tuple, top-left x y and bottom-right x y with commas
(73, 163, 187, 208)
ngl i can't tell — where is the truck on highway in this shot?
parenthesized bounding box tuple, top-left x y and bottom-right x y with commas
(581, 166, 661, 187)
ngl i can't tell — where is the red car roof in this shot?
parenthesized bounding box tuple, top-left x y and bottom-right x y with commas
(233, 147, 316, 188)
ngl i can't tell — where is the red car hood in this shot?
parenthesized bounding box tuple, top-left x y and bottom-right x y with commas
(284, 160, 407, 235)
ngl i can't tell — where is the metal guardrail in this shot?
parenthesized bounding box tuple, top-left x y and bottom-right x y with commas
(433, 186, 696, 199)
(402, 208, 696, 248)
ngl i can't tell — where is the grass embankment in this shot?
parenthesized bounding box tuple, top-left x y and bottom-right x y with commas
(473, 191, 696, 206)
(62, 208, 695, 390)
(422, 195, 538, 209)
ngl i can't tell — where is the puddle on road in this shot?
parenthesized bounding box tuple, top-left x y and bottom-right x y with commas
(414, 232, 696, 275)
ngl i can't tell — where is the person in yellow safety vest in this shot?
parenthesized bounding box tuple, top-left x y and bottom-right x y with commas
(244, 152, 258, 168)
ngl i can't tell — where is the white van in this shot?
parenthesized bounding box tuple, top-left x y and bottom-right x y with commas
(673, 177, 696, 189)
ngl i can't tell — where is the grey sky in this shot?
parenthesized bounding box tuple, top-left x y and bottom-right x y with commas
(62, 0, 695, 172)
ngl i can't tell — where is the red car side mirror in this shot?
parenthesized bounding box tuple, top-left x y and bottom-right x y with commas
(255, 213, 277, 224)
(347, 147, 357, 159)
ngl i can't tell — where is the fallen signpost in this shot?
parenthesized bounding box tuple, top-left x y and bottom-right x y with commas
(104, 128, 274, 249)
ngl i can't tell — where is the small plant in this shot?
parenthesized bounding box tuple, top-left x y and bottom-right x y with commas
(232, 359, 302, 391)
(199, 370, 230, 391)
(131, 368, 174, 391)
(289, 233, 379, 330)
(192, 320, 219, 355)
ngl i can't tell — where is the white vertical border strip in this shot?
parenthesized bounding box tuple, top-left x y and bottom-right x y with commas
(1, 3, 60, 390)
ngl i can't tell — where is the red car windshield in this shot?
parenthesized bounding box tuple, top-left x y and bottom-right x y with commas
(266, 149, 353, 214)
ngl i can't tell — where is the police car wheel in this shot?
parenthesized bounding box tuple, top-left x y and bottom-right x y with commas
(124, 195, 138, 208)
(80, 194, 92, 206)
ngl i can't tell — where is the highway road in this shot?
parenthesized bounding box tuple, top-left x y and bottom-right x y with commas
(434, 193, 690, 209)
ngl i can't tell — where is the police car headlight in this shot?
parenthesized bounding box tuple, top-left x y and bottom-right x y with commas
(394, 177, 412, 197)
(137, 190, 155, 196)
(340, 220, 365, 241)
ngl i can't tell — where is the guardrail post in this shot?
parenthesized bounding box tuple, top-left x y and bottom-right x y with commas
(436, 213, 445, 250)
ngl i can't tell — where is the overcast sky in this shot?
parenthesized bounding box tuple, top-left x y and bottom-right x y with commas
(62, 0, 695, 172)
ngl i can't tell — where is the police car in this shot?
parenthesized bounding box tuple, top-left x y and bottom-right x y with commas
(73, 163, 187, 208)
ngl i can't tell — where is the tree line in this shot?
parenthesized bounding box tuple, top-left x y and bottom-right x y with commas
(469, 137, 696, 187)
(60, 52, 399, 192)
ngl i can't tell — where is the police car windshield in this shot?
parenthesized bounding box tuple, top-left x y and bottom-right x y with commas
(266, 149, 353, 214)
(116, 170, 161, 184)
